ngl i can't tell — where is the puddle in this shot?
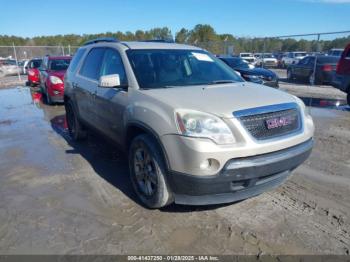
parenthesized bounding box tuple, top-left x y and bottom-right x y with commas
(299, 97, 350, 112)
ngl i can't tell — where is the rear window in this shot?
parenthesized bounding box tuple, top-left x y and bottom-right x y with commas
(30, 59, 42, 68)
(49, 59, 71, 71)
(68, 48, 86, 73)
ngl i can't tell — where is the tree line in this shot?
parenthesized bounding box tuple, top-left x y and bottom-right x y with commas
(1, 24, 349, 55)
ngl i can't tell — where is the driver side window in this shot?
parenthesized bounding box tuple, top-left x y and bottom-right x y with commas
(100, 48, 127, 85)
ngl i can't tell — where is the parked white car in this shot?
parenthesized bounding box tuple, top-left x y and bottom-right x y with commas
(239, 52, 256, 64)
(255, 53, 278, 67)
(0, 59, 21, 77)
(281, 52, 307, 68)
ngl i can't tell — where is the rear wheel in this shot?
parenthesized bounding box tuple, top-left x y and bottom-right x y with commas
(129, 134, 173, 209)
(65, 100, 87, 141)
(347, 91, 350, 106)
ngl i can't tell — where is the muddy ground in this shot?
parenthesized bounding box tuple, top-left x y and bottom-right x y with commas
(0, 86, 349, 255)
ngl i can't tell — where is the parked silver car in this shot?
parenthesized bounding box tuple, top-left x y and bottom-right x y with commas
(64, 38, 314, 208)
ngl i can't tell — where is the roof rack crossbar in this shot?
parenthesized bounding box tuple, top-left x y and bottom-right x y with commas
(83, 37, 119, 46)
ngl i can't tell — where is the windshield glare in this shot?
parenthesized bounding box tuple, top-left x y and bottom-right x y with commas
(127, 49, 243, 89)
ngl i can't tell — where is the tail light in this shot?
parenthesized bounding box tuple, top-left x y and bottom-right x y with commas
(322, 64, 332, 72)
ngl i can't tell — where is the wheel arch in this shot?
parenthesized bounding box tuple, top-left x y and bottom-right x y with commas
(125, 122, 171, 171)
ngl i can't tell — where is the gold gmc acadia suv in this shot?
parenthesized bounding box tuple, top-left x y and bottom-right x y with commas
(64, 38, 314, 208)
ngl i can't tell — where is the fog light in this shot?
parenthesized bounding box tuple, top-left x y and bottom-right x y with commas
(200, 159, 211, 170)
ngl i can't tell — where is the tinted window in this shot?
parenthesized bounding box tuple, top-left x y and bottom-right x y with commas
(100, 48, 127, 85)
(79, 48, 105, 80)
(30, 59, 42, 68)
(49, 59, 71, 71)
(68, 48, 86, 73)
(127, 49, 243, 89)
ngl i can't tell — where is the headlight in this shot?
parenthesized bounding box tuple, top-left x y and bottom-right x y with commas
(28, 70, 35, 76)
(49, 76, 63, 84)
(175, 110, 236, 145)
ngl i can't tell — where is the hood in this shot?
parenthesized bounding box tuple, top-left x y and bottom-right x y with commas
(143, 82, 296, 118)
(236, 67, 276, 77)
(49, 70, 66, 79)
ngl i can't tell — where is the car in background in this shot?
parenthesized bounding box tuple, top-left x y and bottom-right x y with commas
(287, 55, 339, 85)
(255, 53, 278, 67)
(281, 52, 307, 68)
(0, 59, 21, 77)
(219, 56, 279, 88)
(328, 48, 344, 57)
(39, 55, 71, 104)
(239, 52, 256, 64)
(332, 43, 350, 105)
(26, 58, 42, 86)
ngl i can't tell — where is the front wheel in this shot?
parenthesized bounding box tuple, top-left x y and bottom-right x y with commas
(129, 134, 173, 208)
(347, 91, 350, 106)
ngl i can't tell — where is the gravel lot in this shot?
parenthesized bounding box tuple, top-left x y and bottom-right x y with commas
(0, 84, 349, 255)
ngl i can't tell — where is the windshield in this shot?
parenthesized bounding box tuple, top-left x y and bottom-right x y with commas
(240, 53, 252, 57)
(295, 52, 306, 57)
(127, 49, 243, 89)
(221, 58, 250, 69)
(49, 59, 71, 71)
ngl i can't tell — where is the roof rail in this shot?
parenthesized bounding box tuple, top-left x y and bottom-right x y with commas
(141, 39, 175, 43)
(83, 37, 119, 46)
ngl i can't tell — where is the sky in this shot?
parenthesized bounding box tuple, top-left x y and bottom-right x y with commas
(0, 0, 349, 39)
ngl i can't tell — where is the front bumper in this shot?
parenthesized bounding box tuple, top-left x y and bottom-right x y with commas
(166, 139, 313, 205)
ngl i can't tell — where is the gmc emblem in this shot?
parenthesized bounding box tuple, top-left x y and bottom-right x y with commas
(266, 115, 294, 129)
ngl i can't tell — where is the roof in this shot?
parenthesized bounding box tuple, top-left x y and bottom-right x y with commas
(120, 41, 202, 50)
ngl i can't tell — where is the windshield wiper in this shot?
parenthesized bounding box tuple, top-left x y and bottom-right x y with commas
(208, 80, 236, 85)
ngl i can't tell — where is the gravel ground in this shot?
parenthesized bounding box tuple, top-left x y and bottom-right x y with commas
(0, 87, 349, 255)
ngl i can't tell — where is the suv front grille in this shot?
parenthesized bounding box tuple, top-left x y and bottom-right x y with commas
(234, 103, 301, 140)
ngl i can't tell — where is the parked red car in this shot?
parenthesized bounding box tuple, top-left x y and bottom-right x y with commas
(39, 56, 71, 104)
(332, 43, 350, 105)
(26, 58, 42, 86)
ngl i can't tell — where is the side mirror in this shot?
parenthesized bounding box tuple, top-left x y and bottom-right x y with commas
(25, 66, 28, 70)
(98, 74, 120, 88)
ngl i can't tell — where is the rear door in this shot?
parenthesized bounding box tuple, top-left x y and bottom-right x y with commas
(293, 57, 308, 77)
(94, 47, 129, 145)
(75, 47, 105, 125)
(301, 57, 315, 78)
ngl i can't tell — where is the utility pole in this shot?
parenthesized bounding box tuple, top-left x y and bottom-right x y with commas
(12, 43, 21, 81)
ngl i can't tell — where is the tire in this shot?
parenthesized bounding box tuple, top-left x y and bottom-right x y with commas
(65, 100, 87, 141)
(129, 134, 173, 208)
(347, 91, 350, 106)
